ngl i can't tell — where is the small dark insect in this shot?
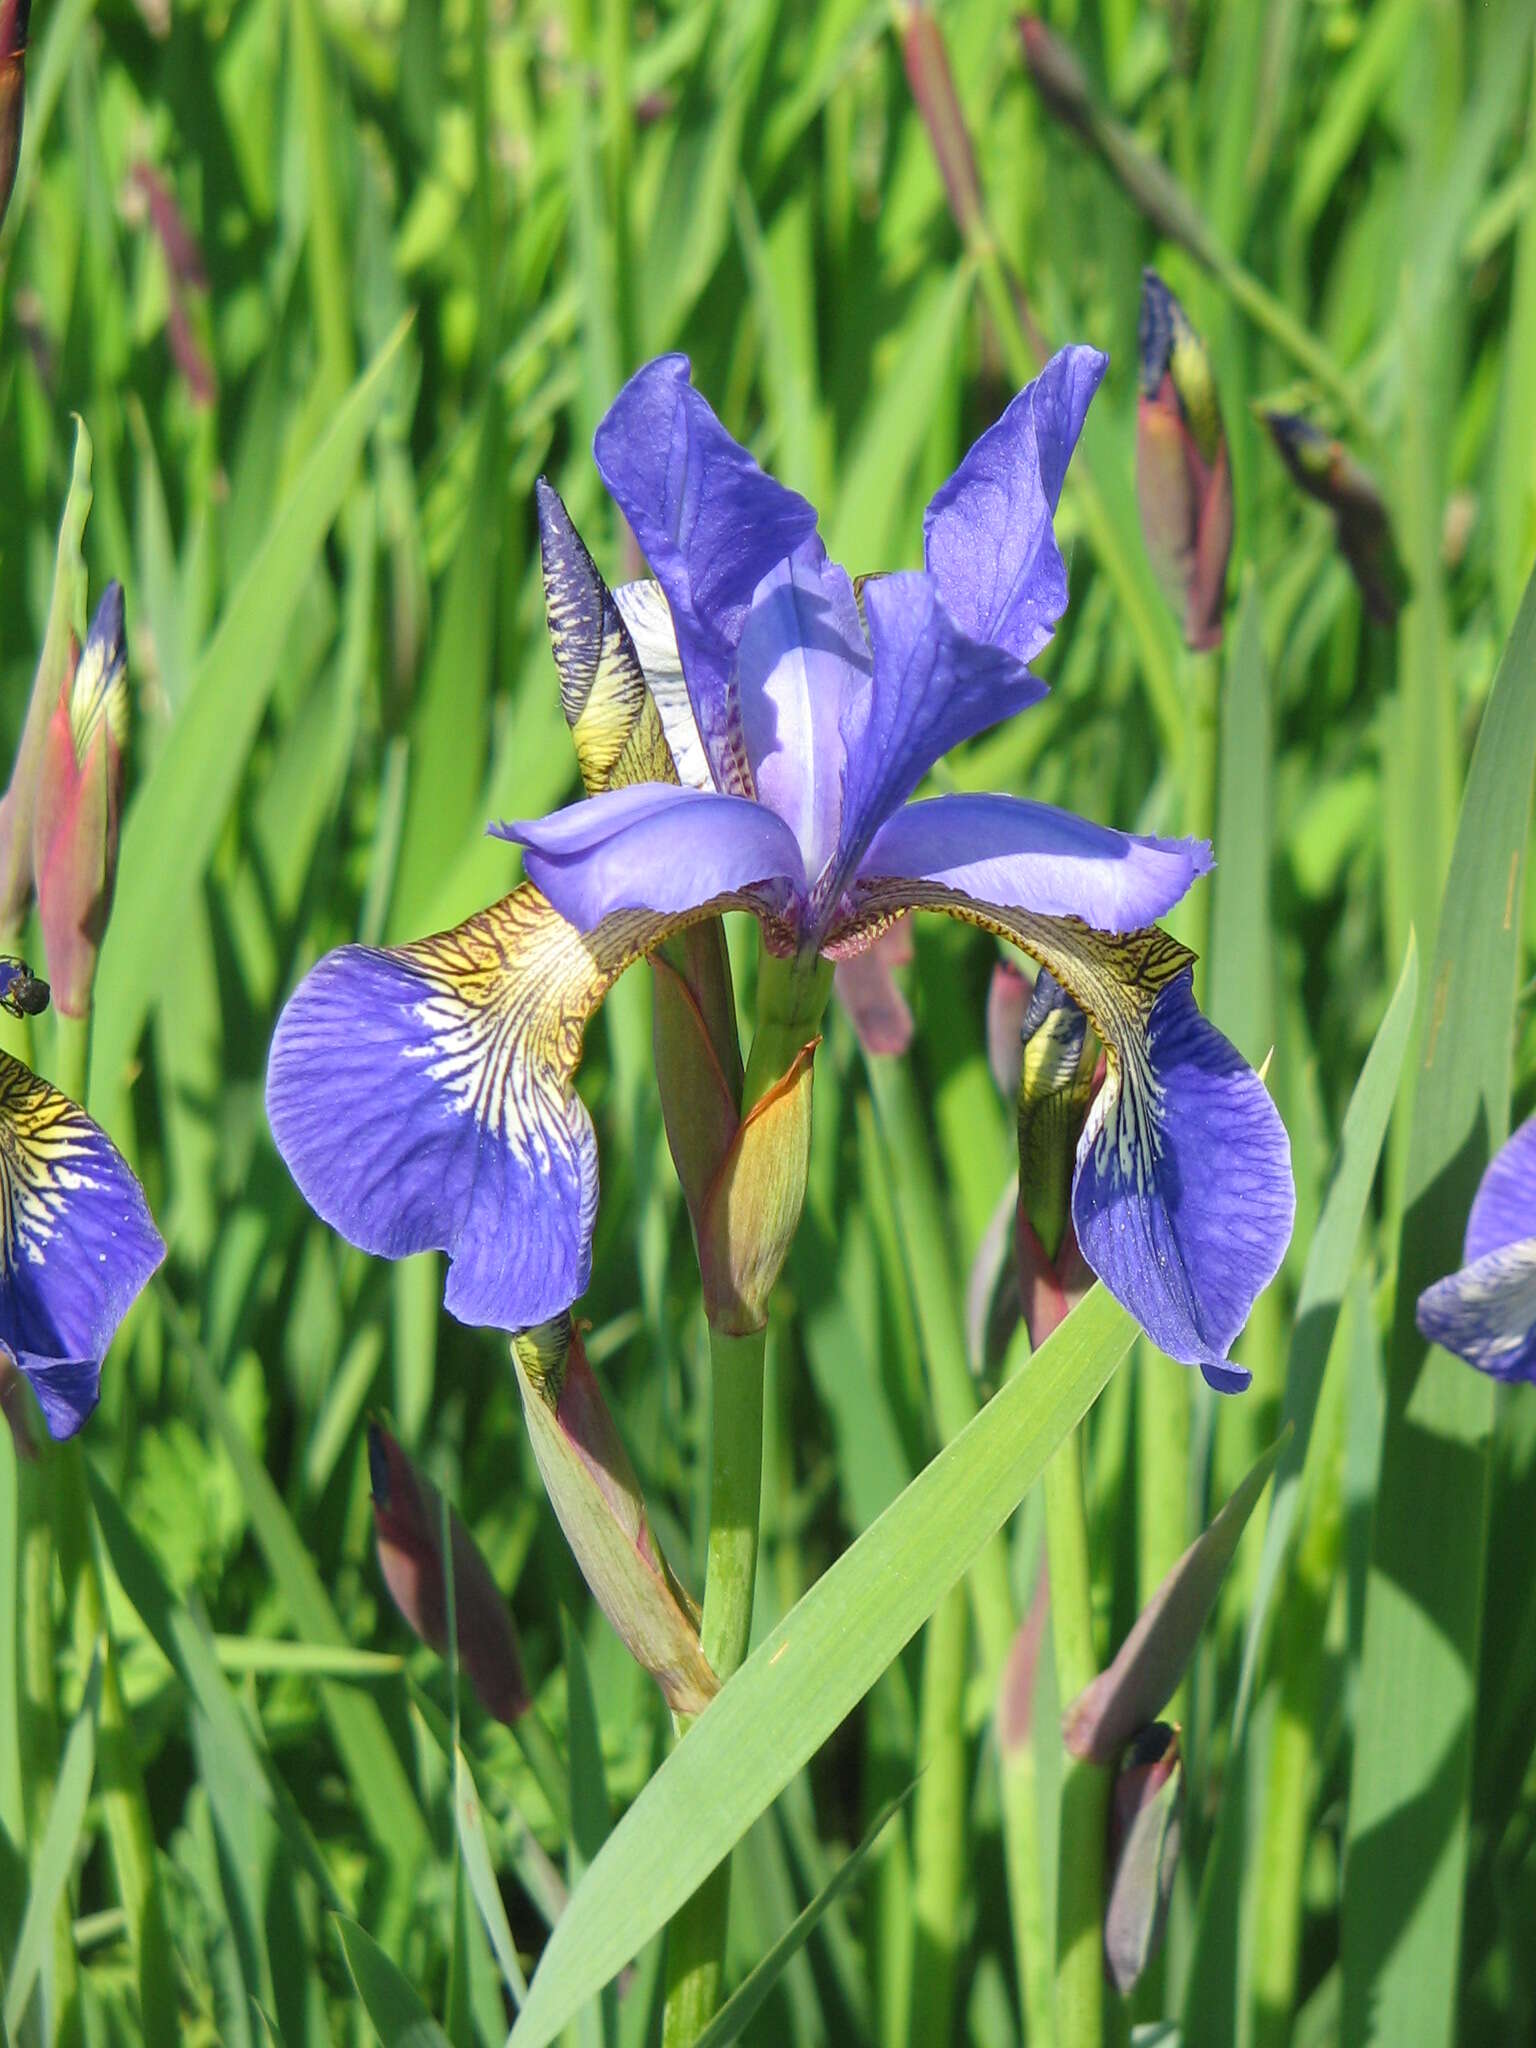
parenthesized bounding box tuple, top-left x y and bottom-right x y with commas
(0, 956, 50, 1018)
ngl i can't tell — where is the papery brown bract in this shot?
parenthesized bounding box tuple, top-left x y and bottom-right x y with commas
(0, 0, 28, 233)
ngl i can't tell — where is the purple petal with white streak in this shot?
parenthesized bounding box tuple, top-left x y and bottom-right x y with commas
(857, 794, 1211, 935)
(0, 1055, 165, 1440)
(924, 345, 1107, 663)
(593, 355, 818, 793)
(736, 542, 867, 880)
(1413, 1112, 1536, 1381)
(267, 931, 596, 1331)
(1072, 973, 1293, 1390)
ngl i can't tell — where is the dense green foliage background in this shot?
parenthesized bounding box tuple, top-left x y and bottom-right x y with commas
(2, 0, 1535, 2042)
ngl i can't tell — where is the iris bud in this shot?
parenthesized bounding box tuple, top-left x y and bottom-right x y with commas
(1137, 270, 1233, 651)
(698, 1037, 817, 1335)
(1261, 410, 1408, 625)
(1103, 1723, 1184, 1994)
(368, 1422, 531, 1727)
(512, 1316, 718, 1716)
(652, 925, 744, 1246)
(32, 582, 128, 1016)
(1016, 968, 1093, 1270)
(0, 423, 92, 945)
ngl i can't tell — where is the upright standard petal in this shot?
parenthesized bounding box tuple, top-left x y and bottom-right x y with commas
(267, 887, 689, 1331)
(735, 543, 866, 881)
(830, 573, 1043, 897)
(1415, 1114, 1536, 1382)
(857, 794, 1210, 935)
(592, 355, 818, 796)
(923, 345, 1107, 663)
(0, 1053, 164, 1439)
(501, 782, 806, 933)
(834, 882, 1292, 1384)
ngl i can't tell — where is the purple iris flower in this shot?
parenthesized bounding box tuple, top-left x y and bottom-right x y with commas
(0, 987, 164, 1438)
(267, 348, 1294, 1388)
(1417, 1114, 1536, 1382)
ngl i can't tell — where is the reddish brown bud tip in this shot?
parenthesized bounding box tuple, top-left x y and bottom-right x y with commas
(369, 1423, 530, 1727)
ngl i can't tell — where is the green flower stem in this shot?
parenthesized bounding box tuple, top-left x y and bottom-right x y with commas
(1044, 1422, 1112, 2048)
(52, 1006, 91, 1108)
(1030, 1273, 1112, 2048)
(1000, 1624, 1057, 2048)
(863, 1055, 1031, 2041)
(662, 950, 832, 2048)
(661, 1325, 769, 2048)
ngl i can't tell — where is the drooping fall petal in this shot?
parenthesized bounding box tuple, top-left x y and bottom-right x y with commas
(0, 1051, 164, 1440)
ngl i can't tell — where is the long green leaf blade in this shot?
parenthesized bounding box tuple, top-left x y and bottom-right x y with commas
(1343, 565, 1536, 2044)
(509, 1285, 1136, 2046)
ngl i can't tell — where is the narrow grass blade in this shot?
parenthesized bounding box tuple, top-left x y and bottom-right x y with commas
(1236, 934, 1420, 1730)
(336, 1916, 454, 2048)
(1344, 565, 1536, 2045)
(176, 1315, 434, 1880)
(455, 1744, 528, 2009)
(2, 1654, 99, 2038)
(89, 318, 411, 1105)
(508, 1286, 1137, 2047)
(87, 1467, 344, 1912)
(691, 1790, 914, 2048)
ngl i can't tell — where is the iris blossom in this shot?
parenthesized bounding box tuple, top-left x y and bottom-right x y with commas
(268, 348, 1293, 1388)
(1417, 1114, 1536, 1383)
(0, 962, 164, 1439)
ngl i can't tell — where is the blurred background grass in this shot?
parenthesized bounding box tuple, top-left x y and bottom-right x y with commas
(2, 0, 1535, 2042)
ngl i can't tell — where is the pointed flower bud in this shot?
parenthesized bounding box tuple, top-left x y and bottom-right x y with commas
(368, 1422, 531, 1726)
(0, 0, 27, 233)
(1063, 1427, 1288, 1764)
(699, 1035, 818, 1336)
(0, 422, 92, 943)
(1137, 271, 1233, 651)
(512, 1317, 718, 1716)
(32, 582, 128, 1015)
(1016, 968, 1092, 1268)
(1261, 411, 1408, 625)
(1104, 1723, 1184, 1994)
